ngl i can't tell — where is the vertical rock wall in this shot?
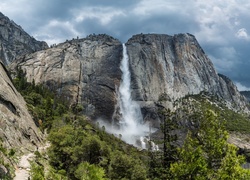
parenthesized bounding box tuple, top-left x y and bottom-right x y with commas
(11, 35, 122, 121)
(0, 62, 42, 150)
(0, 12, 48, 65)
(126, 33, 248, 122)
(10, 33, 249, 124)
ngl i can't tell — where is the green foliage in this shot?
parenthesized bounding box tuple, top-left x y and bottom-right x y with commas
(183, 93, 250, 134)
(148, 108, 179, 179)
(170, 110, 250, 179)
(108, 151, 148, 180)
(0, 141, 7, 155)
(72, 104, 84, 115)
(47, 118, 148, 180)
(0, 139, 16, 179)
(11, 67, 149, 180)
(223, 109, 250, 133)
(216, 144, 249, 180)
(46, 168, 68, 180)
(170, 137, 208, 180)
(8, 149, 15, 157)
(12, 67, 68, 130)
(11, 68, 250, 179)
(75, 162, 106, 180)
(30, 162, 45, 180)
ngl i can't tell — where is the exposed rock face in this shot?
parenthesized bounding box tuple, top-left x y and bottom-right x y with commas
(126, 34, 248, 121)
(240, 91, 250, 102)
(10, 33, 248, 124)
(0, 12, 48, 65)
(11, 35, 122, 120)
(0, 61, 42, 151)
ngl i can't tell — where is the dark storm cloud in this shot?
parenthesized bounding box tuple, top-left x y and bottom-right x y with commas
(1, 0, 250, 89)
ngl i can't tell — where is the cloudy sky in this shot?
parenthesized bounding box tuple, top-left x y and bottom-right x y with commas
(1, 0, 250, 90)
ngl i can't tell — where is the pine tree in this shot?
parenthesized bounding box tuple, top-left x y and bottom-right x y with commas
(170, 109, 250, 179)
(149, 108, 179, 179)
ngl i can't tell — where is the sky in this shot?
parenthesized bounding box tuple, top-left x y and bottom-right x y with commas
(1, 0, 250, 90)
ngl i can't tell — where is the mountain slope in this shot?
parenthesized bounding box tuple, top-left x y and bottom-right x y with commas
(10, 33, 249, 125)
(1, 11, 250, 179)
(0, 12, 48, 65)
(126, 33, 248, 124)
(10, 34, 122, 121)
(0, 61, 42, 150)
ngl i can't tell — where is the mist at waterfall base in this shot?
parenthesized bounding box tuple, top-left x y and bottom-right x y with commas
(97, 44, 158, 150)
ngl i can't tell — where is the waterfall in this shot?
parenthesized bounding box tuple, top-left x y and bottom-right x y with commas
(97, 43, 158, 150)
(117, 43, 146, 145)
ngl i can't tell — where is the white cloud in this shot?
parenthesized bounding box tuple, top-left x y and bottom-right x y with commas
(133, 0, 179, 15)
(72, 7, 125, 25)
(235, 82, 250, 91)
(194, 1, 240, 45)
(2, 0, 250, 86)
(235, 28, 250, 41)
(33, 20, 81, 45)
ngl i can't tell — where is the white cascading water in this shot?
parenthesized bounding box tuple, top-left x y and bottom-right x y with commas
(98, 43, 158, 150)
(117, 43, 147, 146)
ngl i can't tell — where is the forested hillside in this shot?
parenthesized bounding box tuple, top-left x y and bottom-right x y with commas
(7, 68, 250, 179)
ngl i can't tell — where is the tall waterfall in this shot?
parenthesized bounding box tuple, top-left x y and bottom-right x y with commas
(117, 44, 146, 145)
(98, 43, 157, 149)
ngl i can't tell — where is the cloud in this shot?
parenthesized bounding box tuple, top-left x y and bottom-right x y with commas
(2, 0, 250, 88)
(33, 20, 81, 45)
(235, 28, 250, 40)
(235, 82, 250, 91)
(72, 7, 125, 25)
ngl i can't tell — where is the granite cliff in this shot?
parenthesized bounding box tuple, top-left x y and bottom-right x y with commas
(11, 34, 122, 121)
(1, 12, 250, 179)
(126, 34, 248, 122)
(0, 13, 45, 177)
(0, 61, 42, 150)
(10, 33, 248, 125)
(0, 12, 48, 65)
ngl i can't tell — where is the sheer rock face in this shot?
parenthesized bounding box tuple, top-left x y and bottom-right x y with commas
(0, 12, 48, 65)
(10, 33, 248, 124)
(0, 62, 42, 151)
(126, 34, 248, 123)
(11, 35, 123, 121)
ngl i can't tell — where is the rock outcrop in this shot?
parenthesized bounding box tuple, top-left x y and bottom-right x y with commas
(126, 33, 248, 121)
(0, 12, 48, 65)
(10, 33, 249, 124)
(0, 61, 42, 151)
(11, 34, 122, 121)
(240, 91, 250, 102)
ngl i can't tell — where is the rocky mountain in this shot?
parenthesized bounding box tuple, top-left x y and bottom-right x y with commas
(10, 33, 249, 125)
(0, 12, 48, 65)
(1, 12, 250, 179)
(126, 34, 248, 122)
(10, 34, 122, 121)
(240, 91, 250, 102)
(0, 61, 42, 150)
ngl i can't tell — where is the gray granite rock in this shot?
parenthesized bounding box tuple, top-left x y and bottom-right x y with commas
(0, 12, 48, 65)
(10, 33, 249, 125)
(126, 33, 248, 122)
(0, 62, 42, 151)
(11, 34, 122, 121)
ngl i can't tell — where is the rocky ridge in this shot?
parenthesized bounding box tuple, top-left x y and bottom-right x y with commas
(10, 33, 249, 125)
(0, 61, 42, 151)
(0, 12, 48, 65)
(1, 11, 249, 178)
(11, 34, 122, 121)
(126, 33, 248, 123)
